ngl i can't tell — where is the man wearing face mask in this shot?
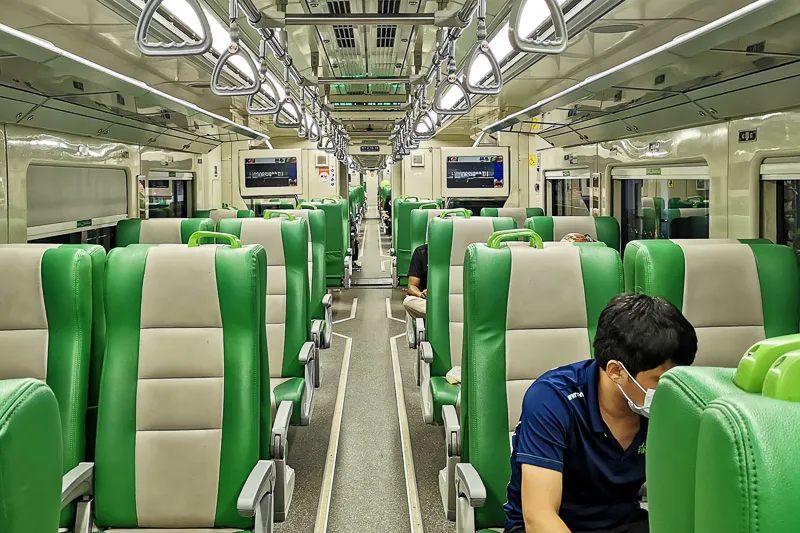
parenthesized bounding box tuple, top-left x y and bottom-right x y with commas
(504, 294, 697, 533)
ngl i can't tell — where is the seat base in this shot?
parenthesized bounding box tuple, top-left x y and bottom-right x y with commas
(271, 377, 308, 426)
(439, 467, 456, 521)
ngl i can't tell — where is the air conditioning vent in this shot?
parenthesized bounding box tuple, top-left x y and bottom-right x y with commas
(376, 25, 396, 48)
(334, 25, 356, 48)
(327, 0, 351, 13)
(378, 0, 400, 14)
(316, 154, 328, 167)
(411, 153, 424, 167)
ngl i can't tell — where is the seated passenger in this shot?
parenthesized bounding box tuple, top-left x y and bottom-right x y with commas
(403, 244, 428, 319)
(505, 294, 697, 533)
(561, 232, 597, 243)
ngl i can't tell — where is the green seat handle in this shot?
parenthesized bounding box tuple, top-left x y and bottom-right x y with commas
(299, 203, 319, 210)
(322, 198, 339, 204)
(439, 209, 471, 219)
(419, 202, 439, 210)
(762, 352, 800, 401)
(402, 196, 419, 201)
(188, 231, 242, 249)
(488, 229, 543, 249)
(328, 195, 343, 201)
(264, 211, 297, 220)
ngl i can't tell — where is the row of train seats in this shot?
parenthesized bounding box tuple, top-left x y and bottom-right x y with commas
(391, 196, 443, 286)
(0, 214, 338, 531)
(642, 196, 710, 239)
(196, 207, 255, 228)
(349, 184, 366, 224)
(408, 216, 800, 528)
(379, 180, 392, 233)
(302, 197, 353, 288)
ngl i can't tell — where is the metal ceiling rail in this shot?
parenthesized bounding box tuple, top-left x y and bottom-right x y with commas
(283, 14, 435, 25)
(318, 76, 413, 85)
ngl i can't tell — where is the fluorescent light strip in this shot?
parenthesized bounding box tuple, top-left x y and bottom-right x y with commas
(0, 22, 272, 147)
(482, 0, 776, 132)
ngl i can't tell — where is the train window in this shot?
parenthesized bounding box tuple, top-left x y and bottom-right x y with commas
(147, 171, 194, 218)
(29, 226, 116, 251)
(544, 169, 592, 216)
(26, 165, 128, 240)
(761, 157, 800, 258)
(613, 166, 710, 248)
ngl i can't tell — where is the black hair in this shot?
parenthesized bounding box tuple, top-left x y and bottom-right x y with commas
(594, 294, 697, 376)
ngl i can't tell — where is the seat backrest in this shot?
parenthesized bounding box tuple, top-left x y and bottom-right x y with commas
(116, 218, 214, 246)
(633, 241, 799, 366)
(394, 198, 441, 282)
(219, 218, 311, 381)
(195, 209, 255, 229)
(623, 239, 772, 293)
(526, 216, 620, 250)
(96, 242, 265, 530)
(480, 207, 545, 230)
(460, 239, 623, 529)
(0, 378, 63, 533)
(303, 201, 346, 285)
(409, 208, 471, 253)
(427, 216, 516, 377)
(0, 246, 91, 479)
(281, 209, 327, 320)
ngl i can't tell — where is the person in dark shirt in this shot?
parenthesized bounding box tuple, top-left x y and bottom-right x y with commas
(505, 294, 697, 533)
(403, 244, 428, 318)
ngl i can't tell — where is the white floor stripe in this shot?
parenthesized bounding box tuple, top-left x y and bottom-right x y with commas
(314, 332, 354, 533)
(386, 296, 405, 323)
(333, 297, 358, 324)
(390, 333, 425, 533)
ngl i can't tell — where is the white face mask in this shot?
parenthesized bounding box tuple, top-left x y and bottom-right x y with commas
(615, 362, 655, 418)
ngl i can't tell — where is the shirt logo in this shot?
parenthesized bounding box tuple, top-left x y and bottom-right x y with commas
(567, 391, 584, 401)
(638, 444, 646, 455)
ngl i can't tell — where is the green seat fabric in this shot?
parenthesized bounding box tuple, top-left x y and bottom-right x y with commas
(459, 242, 624, 529)
(0, 246, 92, 528)
(303, 199, 348, 287)
(0, 378, 63, 533)
(479, 208, 544, 230)
(409, 209, 471, 256)
(525, 216, 620, 250)
(96, 242, 266, 530)
(422, 216, 516, 425)
(430, 376, 461, 417)
(631, 241, 799, 366)
(116, 218, 214, 246)
(280, 210, 328, 323)
(623, 239, 771, 293)
(393, 197, 442, 285)
(195, 209, 255, 229)
(219, 218, 314, 426)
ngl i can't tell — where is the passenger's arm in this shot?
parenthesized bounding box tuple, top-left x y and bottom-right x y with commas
(408, 276, 425, 298)
(521, 464, 571, 533)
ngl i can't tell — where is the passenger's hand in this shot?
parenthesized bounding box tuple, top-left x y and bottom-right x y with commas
(422, 289, 427, 298)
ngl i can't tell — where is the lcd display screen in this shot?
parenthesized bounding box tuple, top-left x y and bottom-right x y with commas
(445, 155, 504, 189)
(243, 157, 298, 188)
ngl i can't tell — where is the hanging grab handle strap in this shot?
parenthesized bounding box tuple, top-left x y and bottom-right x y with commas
(188, 231, 242, 248)
(432, 41, 472, 116)
(274, 61, 303, 128)
(136, 0, 213, 57)
(487, 229, 544, 249)
(509, 0, 568, 55)
(246, 40, 280, 115)
(211, 0, 260, 96)
(465, 0, 503, 95)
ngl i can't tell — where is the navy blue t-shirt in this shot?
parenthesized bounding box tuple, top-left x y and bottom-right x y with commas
(504, 360, 648, 532)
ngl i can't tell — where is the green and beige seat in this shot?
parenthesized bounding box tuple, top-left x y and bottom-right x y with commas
(391, 197, 442, 287)
(631, 241, 799, 366)
(281, 208, 333, 352)
(623, 239, 771, 293)
(647, 335, 800, 533)
(418, 215, 516, 426)
(479, 208, 544, 230)
(0, 246, 92, 529)
(195, 208, 255, 229)
(220, 215, 317, 422)
(525, 216, 620, 250)
(447, 229, 623, 527)
(116, 218, 214, 246)
(0, 378, 64, 533)
(406, 208, 470, 350)
(68, 237, 283, 532)
(302, 198, 352, 288)
(0, 243, 106, 460)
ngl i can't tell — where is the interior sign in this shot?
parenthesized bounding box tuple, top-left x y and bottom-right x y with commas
(738, 129, 758, 143)
(360, 145, 380, 153)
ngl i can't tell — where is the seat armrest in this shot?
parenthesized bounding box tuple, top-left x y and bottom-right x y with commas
(61, 462, 94, 509)
(415, 318, 426, 343)
(237, 460, 276, 517)
(298, 341, 315, 365)
(442, 405, 461, 457)
(455, 463, 486, 508)
(311, 319, 324, 347)
(390, 248, 395, 256)
(420, 341, 434, 364)
(347, 247, 353, 257)
(322, 293, 333, 308)
(271, 401, 293, 459)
